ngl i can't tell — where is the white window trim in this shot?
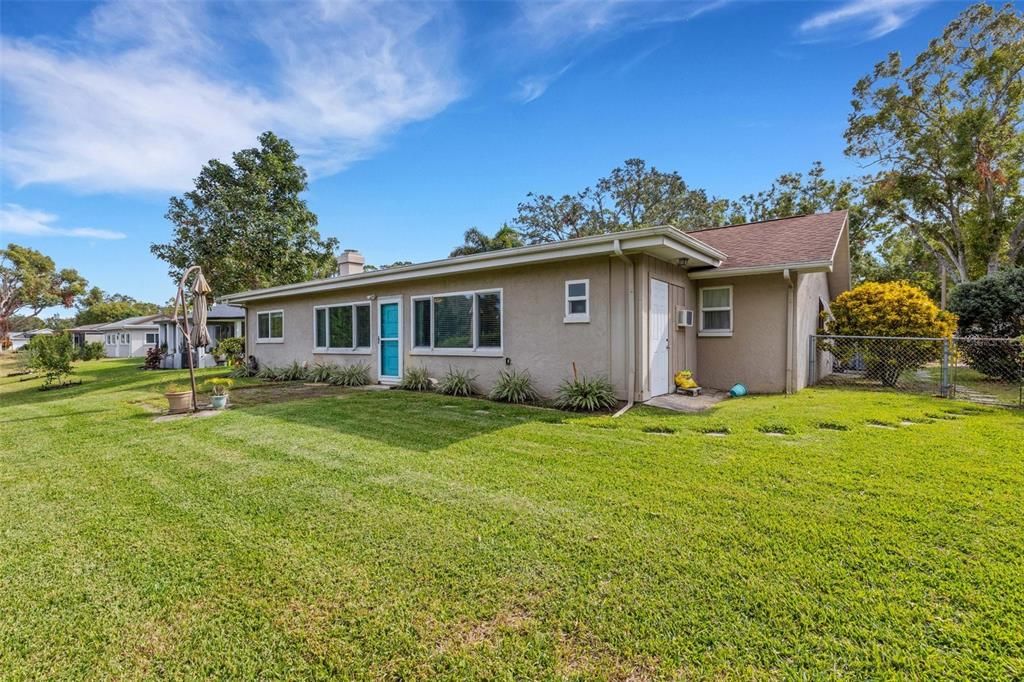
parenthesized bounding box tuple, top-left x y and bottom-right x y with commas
(144, 332, 158, 345)
(564, 279, 590, 323)
(312, 301, 373, 354)
(409, 288, 503, 356)
(256, 309, 285, 343)
(698, 285, 733, 337)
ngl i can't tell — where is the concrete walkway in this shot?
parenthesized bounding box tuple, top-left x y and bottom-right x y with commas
(645, 389, 728, 413)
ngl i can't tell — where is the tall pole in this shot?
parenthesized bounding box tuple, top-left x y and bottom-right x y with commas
(940, 262, 947, 310)
(173, 266, 202, 412)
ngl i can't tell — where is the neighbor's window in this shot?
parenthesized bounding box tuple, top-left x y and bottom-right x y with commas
(699, 286, 732, 335)
(145, 332, 158, 344)
(564, 279, 589, 323)
(313, 303, 371, 352)
(256, 310, 284, 342)
(413, 290, 502, 352)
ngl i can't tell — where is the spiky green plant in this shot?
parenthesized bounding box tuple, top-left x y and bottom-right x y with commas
(553, 374, 617, 411)
(328, 363, 371, 387)
(307, 362, 336, 384)
(399, 366, 433, 391)
(437, 367, 477, 396)
(489, 368, 539, 404)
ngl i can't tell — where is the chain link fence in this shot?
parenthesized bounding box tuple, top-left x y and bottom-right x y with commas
(809, 335, 1024, 408)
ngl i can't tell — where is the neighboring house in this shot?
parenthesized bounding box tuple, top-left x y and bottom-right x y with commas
(97, 315, 161, 358)
(5, 328, 52, 352)
(153, 303, 246, 369)
(222, 212, 851, 399)
(68, 323, 106, 348)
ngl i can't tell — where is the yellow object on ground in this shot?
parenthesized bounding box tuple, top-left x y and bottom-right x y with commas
(674, 370, 698, 389)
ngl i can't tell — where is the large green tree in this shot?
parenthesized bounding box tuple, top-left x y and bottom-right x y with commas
(513, 158, 734, 243)
(151, 132, 339, 297)
(846, 3, 1024, 283)
(0, 244, 86, 342)
(74, 287, 160, 325)
(450, 224, 524, 257)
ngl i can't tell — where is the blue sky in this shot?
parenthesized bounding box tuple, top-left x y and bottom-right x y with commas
(1, 0, 973, 310)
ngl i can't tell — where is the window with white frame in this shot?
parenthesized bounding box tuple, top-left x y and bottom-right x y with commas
(564, 279, 589, 323)
(145, 332, 158, 344)
(256, 310, 284, 342)
(314, 303, 371, 352)
(412, 290, 502, 353)
(699, 286, 732, 335)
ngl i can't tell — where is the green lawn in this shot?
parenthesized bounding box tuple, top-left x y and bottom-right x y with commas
(1, 358, 1022, 679)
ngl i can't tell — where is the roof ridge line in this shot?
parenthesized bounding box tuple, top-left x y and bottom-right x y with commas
(687, 209, 847, 234)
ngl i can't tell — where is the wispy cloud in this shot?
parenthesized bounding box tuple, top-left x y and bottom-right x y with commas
(0, 0, 462, 193)
(516, 63, 573, 103)
(0, 204, 126, 239)
(799, 0, 933, 41)
(517, 0, 729, 48)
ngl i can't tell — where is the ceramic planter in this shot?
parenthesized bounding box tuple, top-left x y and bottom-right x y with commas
(165, 390, 192, 414)
(211, 394, 228, 410)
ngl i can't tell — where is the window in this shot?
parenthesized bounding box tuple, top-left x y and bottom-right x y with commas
(257, 310, 284, 342)
(564, 279, 589, 323)
(412, 289, 502, 353)
(145, 332, 158, 345)
(313, 303, 371, 352)
(699, 286, 732, 336)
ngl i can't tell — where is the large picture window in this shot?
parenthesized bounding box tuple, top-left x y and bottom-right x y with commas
(699, 286, 732, 336)
(313, 303, 371, 352)
(257, 310, 284, 342)
(412, 289, 502, 354)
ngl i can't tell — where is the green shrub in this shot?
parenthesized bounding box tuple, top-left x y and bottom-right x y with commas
(203, 377, 234, 396)
(437, 367, 477, 396)
(553, 374, 618, 411)
(76, 341, 105, 361)
(399, 366, 433, 391)
(307, 362, 335, 383)
(257, 362, 307, 382)
(327, 363, 371, 387)
(28, 334, 75, 387)
(949, 268, 1024, 380)
(489, 368, 539, 404)
(213, 337, 245, 365)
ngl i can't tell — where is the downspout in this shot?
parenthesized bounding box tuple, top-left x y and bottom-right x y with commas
(612, 239, 636, 417)
(783, 268, 795, 394)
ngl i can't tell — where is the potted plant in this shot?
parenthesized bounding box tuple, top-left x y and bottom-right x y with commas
(204, 377, 234, 409)
(164, 382, 192, 414)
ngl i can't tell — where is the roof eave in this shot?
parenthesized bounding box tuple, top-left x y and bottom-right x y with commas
(224, 226, 724, 304)
(688, 260, 834, 280)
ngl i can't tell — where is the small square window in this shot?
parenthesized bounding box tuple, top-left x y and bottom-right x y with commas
(699, 286, 732, 336)
(257, 311, 284, 342)
(565, 279, 589, 323)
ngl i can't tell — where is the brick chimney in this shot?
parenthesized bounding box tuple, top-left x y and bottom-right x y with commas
(336, 249, 365, 276)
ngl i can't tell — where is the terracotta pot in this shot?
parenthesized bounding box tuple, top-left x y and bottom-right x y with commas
(165, 390, 192, 414)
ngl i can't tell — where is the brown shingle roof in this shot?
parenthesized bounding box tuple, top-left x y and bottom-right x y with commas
(688, 210, 848, 273)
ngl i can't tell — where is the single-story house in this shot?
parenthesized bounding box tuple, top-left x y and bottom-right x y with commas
(67, 323, 106, 348)
(4, 328, 53, 352)
(97, 315, 162, 358)
(222, 212, 851, 399)
(153, 303, 246, 369)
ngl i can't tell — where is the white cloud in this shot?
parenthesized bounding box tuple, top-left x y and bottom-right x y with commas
(0, 204, 126, 239)
(799, 0, 933, 41)
(517, 0, 728, 47)
(516, 64, 573, 103)
(0, 0, 462, 193)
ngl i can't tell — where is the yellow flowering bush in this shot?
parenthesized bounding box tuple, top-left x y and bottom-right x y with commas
(824, 281, 957, 386)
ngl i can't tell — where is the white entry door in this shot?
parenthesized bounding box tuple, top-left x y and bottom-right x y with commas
(649, 278, 670, 397)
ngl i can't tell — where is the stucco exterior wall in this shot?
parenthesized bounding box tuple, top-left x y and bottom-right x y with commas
(694, 274, 789, 393)
(244, 256, 629, 399)
(826, 222, 851, 299)
(794, 271, 833, 390)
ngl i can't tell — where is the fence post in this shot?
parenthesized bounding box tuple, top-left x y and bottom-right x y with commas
(808, 335, 817, 386)
(940, 338, 951, 398)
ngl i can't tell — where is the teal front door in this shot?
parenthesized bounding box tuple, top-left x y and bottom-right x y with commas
(379, 300, 400, 380)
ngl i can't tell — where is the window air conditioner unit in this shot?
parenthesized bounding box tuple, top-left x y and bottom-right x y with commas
(676, 308, 694, 327)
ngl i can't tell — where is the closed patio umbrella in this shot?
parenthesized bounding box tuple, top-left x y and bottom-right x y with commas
(190, 271, 211, 349)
